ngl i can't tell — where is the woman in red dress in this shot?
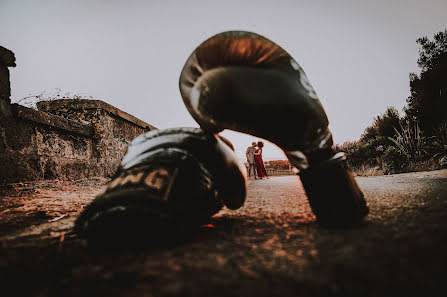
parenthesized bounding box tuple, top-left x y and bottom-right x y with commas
(254, 141, 269, 179)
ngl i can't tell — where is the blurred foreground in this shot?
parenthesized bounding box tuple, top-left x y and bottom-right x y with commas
(1, 171, 446, 297)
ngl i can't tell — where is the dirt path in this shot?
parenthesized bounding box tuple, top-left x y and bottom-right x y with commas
(1, 170, 446, 297)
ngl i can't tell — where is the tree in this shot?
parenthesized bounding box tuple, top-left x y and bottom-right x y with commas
(374, 106, 401, 138)
(360, 125, 378, 142)
(360, 106, 401, 142)
(404, 29, 447, 136)
(416, 30, 447, 72)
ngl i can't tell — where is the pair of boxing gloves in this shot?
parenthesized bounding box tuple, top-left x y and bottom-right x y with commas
(75, 31, 369, 243)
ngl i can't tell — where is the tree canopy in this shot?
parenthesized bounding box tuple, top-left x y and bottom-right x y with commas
(360, 106, 401, 141)
(404, 29, 447, 135)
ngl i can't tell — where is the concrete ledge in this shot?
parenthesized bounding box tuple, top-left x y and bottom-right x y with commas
(13, 104, 93, 137)
(36, 99, 157, 130)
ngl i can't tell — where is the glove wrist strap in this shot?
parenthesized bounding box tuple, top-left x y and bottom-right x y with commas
(298, 153, 369, 227)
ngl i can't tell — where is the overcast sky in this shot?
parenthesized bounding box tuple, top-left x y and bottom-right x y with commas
(1, 0, 446, 159)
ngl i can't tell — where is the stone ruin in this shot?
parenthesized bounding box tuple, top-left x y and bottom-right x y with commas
(0, 46, 157, 183)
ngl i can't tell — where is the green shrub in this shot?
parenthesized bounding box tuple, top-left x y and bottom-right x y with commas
(336, 140, 378, 170)
(336, 136, 394, 171)
(383, 146, 409, 174)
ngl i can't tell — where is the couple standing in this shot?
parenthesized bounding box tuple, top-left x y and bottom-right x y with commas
(246, 141, 269, 180)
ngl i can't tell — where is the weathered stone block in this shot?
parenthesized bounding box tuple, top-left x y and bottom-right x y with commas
(1, 99, 156, 183)
(36, 99, 156, 177)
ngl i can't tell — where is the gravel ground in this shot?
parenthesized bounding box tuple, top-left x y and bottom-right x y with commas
(1, 170, 446, 297)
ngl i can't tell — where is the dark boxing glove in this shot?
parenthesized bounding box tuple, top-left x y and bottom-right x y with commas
(75, 127, 246, 244)
(179, 31, 368, 227)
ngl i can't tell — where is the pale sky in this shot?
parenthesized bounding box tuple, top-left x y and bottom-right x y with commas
(1, 0, 446, 159)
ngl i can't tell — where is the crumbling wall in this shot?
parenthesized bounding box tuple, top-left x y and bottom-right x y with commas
(1, 104, 96, 181)
(37, 99, 155, 178)
(0, 46, 156, 183)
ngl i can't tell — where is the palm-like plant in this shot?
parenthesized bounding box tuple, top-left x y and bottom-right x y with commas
(432, 121, 447, 158)
(388, 122, 428, 160)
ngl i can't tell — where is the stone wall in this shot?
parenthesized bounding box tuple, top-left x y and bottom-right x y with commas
(0, 46, 15, 117)
(36, 99, 156, 178)
(0, 46, 156, 183)
(0, 100, 155, 183)
(1, 104, 96, 182)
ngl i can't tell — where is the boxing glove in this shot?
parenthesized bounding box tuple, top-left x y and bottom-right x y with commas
(75, 127, 247, 244)
(179, 31, 368, 227)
